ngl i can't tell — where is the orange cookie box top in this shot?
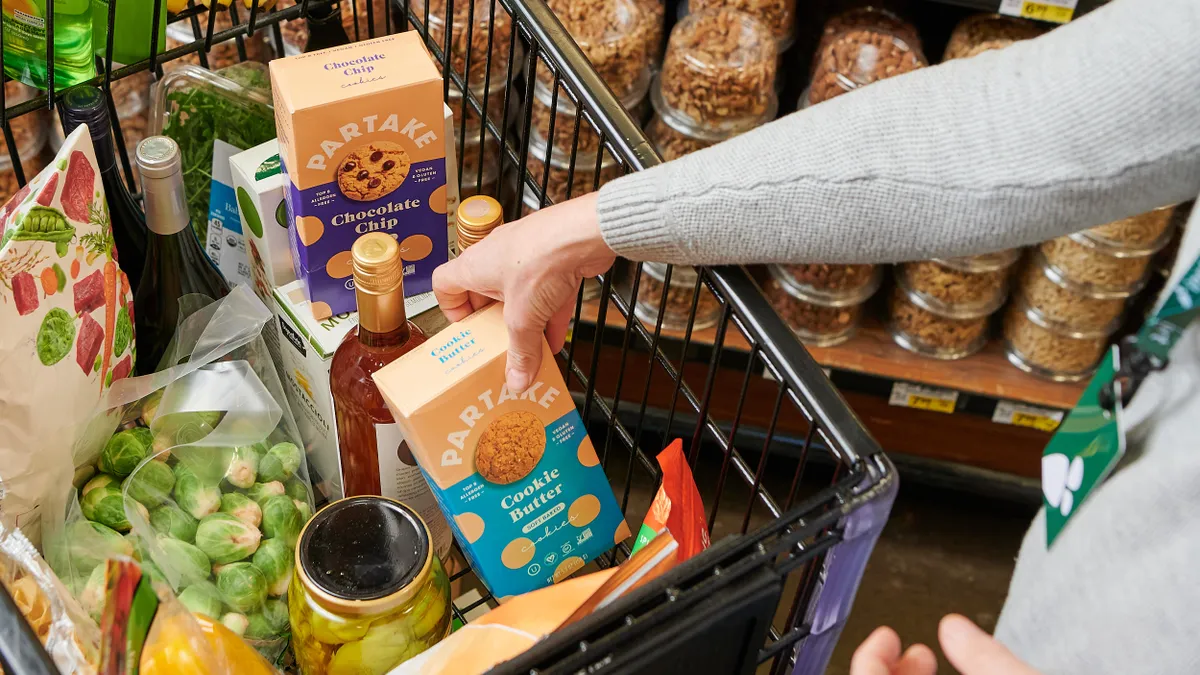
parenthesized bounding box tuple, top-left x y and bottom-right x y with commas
(269, 32, 445, 190)
(373, 303, 576, 490)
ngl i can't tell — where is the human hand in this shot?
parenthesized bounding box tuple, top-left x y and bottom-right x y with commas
(432, 192, 615, 392)
(850, 626, 937, 675)
(850, 615, 1044, 675)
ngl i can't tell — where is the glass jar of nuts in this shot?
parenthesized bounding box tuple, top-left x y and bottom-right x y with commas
(815, 6, 922, 64)
(543, 0, 660, 100)
(1003, 300, 1111, 382)
(900, 258, 1010, 318)
(1081, 206, 1177, 254)
(1039, 233, 1159, 298)
(533, 71, 651, 159)
(888, 284, 989, 360)
(456, 132, 501, 198)
(934, 248, 1022, 274)
(646, 70, 777, 160)
(1016, 250, 1126, 335)
(765, 265, 863, 347)
(773, 262, 882, 305)
(419, 0, 517, 90)
(689, 0, 796, 49)
(807, 25, 926, 106)
(447, 77, 510, 144)
(943, 13, 1043, 61)
(525, 128, 622, 203)
(635, 263, 721, 332)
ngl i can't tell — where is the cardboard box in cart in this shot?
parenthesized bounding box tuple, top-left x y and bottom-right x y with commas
(271, 279, 438, 503)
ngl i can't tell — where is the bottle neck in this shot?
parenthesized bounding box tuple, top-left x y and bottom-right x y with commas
(356, 282, 409, 340)
(61, 114, 117, 175)
(142, 171, 191, 236)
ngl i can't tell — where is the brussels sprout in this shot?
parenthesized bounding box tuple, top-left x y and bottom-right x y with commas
(157, 536, 212, 585)
(177, 583, 224, 619)
(157, 411, 224, 447)
(195, 513, 262, 564)
(129, 427, 154, 452)
(220, 493, 263, 529)
(216, 562, 267, 613)
(175, 472, 222, 520)
(81, 473, 118, 497)
(283, 477, 310, 503)
(245, 598, 289, 639)
(224, 445, 260, 489)
(123, 460, 176, 507)
(47, 520, 135, 581)
(80, 484, 132, 532)
(221, 612, 250, 636)
(73, 465, 97, 490)
(150, 503, 199, 542)
(139, 391, 163, 426)
(293, 499, 312, 523)
(326, 617, 415, 675)
(257, 442, 302, 483)
(251, 538, 294, 597)
(261, 496, 303, 547)
(98, 428, 151, 478)
(79, 565, 107, 623)
(247, 481, 286, 505)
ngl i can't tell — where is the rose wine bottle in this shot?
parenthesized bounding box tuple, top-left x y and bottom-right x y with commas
(59, 85, 147, 292)
(133, 136, 230, 374)
(330, 233, 451, 558)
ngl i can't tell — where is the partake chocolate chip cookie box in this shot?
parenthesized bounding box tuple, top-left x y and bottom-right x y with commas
(270, 32, 449, 319)
(373, 303, 630, 600)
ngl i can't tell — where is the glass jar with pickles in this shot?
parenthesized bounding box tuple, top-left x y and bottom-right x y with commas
(289, 497, 451, 675)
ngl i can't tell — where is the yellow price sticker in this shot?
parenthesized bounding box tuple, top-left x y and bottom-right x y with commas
(1011, 411, 1061, 432)
(1020, 1, 1073, 23)
(906, 394, 956, 414)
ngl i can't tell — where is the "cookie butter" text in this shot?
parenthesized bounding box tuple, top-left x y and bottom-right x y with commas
(501, 469, 563, 524)
(306, 112, 438, 171)
(441, 381, 561, 468)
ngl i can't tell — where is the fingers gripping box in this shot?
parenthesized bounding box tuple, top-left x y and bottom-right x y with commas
(373, 303, 630, 600)
(269, 33, 449, 320)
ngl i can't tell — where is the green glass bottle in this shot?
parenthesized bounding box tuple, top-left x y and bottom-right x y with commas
(1, 0, 95, 90)
(92, 0, 167, 65)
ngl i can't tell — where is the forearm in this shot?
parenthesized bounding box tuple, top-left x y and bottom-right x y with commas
(597, 0, 1200, 265)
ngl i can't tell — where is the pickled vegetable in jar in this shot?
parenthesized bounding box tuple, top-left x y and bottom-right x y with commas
(289, 497, 452, 675)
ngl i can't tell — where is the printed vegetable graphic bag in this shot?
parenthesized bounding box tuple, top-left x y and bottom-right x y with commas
(0, 124, 136, 544)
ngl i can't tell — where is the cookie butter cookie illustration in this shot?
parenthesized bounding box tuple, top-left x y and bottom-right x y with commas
(476, 411, 546, 484)
(337, 142, 411, 201)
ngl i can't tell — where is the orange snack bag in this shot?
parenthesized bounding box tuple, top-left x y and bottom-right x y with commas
(632, 439, 710, 561)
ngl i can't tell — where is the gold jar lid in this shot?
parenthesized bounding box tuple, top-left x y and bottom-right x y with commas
(295, 496, 433, 616)
(457, 195, 503, 251)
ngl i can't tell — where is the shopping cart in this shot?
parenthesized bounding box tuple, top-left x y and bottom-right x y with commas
(0, 0, 897, 672)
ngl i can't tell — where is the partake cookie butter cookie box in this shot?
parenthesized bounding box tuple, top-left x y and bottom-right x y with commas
(269, 32, 449, 319)
(373, 303, 630, 600)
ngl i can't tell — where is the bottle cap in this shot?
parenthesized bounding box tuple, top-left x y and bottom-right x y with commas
(136, 136, 182, 179)
(457, 195, 503, 250)
(352, 232, 403, 295)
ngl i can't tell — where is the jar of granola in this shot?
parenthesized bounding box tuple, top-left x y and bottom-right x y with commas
(646, 70, 776, 160)
(1003, 300, 1110, 382)
(1039, 234, 1155, 298)
(773, 262, 881, 305)
(543, 0, 659, 99)
(661, 9, 777, 127)
(526, 128, 622, 203)
(419, 0, 517, 90)
(1081, 206, 1177, 253)
(900, 258, 1009, 318)
(1016, 251, 1126, 335)
(532, 69, 651, 158)
(689, 0, 795, 49)
(943, 13, 1043, 61)
(765, 265, 862, 346)
(888, 284, 988, 360)
(635, 263, 721, 332)
(808, 26, 925, 105)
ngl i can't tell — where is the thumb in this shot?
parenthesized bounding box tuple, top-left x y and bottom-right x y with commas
(939, 615, 1039, 675)
(503, 311, 546, 394)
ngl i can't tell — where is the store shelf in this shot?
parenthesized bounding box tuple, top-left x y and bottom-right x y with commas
(913, 0, 1104, 21)
(576, 298, 1084, 411)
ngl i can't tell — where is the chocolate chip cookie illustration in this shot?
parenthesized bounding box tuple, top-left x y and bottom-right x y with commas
(476, 411, 546, 485)
(336, 142, 411, 202)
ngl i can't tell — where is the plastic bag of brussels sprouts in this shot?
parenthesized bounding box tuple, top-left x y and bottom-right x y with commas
(43, 286, 317, 662)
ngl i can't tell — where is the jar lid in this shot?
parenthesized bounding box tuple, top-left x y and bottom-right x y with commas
(1035, 247, 1146, 299)
(933, 248, 1022, 273)
(768, 264, 879, 308)
(527, 126, 619, 172)
(642, 262, 701, 287)
(650, 72, 778, 142)
(1011, 296, 1118, 340)
(771, 263, 882, 307)
(297, 496, 432, 616)
(458, 195, 503, 242)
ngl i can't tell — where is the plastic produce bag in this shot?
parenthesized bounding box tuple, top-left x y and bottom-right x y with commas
(0, 521, 99, 674)
(0, 124, 137, 546)
(45, 286, 316, 662)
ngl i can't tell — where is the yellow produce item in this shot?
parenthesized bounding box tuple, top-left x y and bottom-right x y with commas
(166, 0, 190, 13)
(140, 610, 276, 675)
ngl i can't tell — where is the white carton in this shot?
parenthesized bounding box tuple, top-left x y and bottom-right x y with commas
(272, 280, 438, 502)
(443, 103, 461, 259)
(230, 140, 296, 306)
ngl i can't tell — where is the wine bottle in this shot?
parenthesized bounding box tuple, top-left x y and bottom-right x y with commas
(304, 2, 351, 52)
(133, 136, 230, 375)
(329, 233, 452, 559)
(59, 85, 147, 293)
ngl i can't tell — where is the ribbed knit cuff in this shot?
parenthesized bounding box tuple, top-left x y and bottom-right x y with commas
(596, 168, 685, 262)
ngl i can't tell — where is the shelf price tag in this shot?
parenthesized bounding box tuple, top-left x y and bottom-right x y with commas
(999, 0, 1076, 23)
(889, 383, 958, 414)
(993, 401, 1064, 432)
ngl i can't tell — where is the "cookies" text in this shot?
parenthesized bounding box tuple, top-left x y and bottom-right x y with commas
(307, 113, 438, 170)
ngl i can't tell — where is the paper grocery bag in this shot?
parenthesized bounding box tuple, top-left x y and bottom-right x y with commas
(0, 125, 136, 543)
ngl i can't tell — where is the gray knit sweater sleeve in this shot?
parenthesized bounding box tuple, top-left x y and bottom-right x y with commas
(596, 0, 1200, 265)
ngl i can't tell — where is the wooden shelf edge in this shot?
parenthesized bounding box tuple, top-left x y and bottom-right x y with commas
(575, 299, 1084, 411)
